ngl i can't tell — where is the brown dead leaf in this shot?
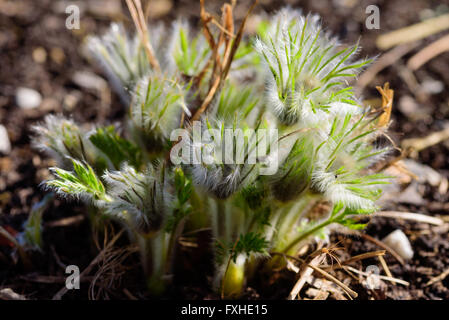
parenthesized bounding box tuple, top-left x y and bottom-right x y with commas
(375, 82, 394, 128)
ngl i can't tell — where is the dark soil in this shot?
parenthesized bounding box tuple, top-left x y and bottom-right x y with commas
(1, 0, 449, 300)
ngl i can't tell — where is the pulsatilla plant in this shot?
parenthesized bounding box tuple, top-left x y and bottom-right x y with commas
(33, 2, 392, 298)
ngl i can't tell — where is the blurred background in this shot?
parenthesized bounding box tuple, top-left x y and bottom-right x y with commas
(1, 0, 449, 299)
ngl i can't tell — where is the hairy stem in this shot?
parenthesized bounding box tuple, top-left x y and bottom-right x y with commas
(221, 254, 246, 299)
(281, 210, 345, 255)
(137, 231, 170, 296)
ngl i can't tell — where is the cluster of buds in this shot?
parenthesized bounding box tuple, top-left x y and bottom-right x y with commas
(33, 3, 391, 298)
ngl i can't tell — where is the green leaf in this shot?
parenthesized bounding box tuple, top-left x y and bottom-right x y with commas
(232, 232, 269, 262)
(179, 28, 188, 54)
(47, 158, 107, 202)
(174, 167, 192, 205)
(22, 194, 53, 250)
(165, 167, 193, 232)
(337, 218, 367, 230)
(240, 183, 267, 210)
(89, 126, 141, 169)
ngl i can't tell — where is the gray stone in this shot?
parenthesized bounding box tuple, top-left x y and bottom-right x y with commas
(382, 229, 414, 260)
(16, 87, 42, 109)
(0, 125, 11, 154)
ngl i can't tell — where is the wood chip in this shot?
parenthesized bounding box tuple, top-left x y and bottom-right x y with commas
(307, 277, 347, 300)
(305, 287, 329, 300)
(288, 253, 326, 300)
(274, 252, 358, 299)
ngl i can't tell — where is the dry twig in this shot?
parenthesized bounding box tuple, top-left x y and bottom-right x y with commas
(407, 33, 449, 70)
(345, 265, 409, 286)
(45, 214, 85, 227)
(402, 126, 449, 153)
(358, 233, 405, 266)
(0, 225, 31, 269)
(272, 252, 358, 299)
(378, 255, 393, 278)
(125, 0, 161, 73)
(53, 229, 125, 300)
(376, 14, 449, 50)
(426, 267, 449, 287)
(327, 250, 386, 270)
(356, 43, 419, 94)
(191, 0, 258, 121)
(374, 211, 444, 226)
(289, 253, 326, 300)
(89, 244, 139, 300)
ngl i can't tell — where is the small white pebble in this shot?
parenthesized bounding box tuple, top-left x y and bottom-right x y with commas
(0, 125, 11, 154)
(0, 288, 27, 300)
(72, 71, 106, 91)
(16, 87, 42, 109)
(421, 79, 444, 95)
(398, 95, 418, 117)
(382, 229, 414, 260)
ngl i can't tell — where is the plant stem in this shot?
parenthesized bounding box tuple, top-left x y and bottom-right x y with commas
(282, 219, 332, 254)
(137, 231, 170, 296)
(281, 211, 345, 255)
(221, 254, 246, 299)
